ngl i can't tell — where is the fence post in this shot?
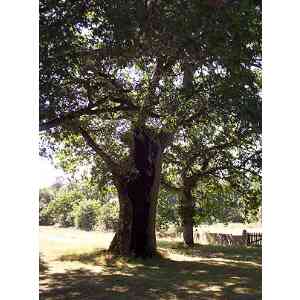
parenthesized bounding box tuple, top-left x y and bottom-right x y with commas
(242, 229, 247, 247)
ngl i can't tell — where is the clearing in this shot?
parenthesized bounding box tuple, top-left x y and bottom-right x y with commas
(40, 226, 261, 300)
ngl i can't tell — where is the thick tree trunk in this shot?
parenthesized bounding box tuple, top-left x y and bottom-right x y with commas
(180, 189, 195, 247)
(109, 128, 163, 257)
(108, 187, 133, 256)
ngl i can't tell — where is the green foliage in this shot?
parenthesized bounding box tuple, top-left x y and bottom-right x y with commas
(162, 112, 261, 228)
(40, 0, 261, 146)
(241, 176, 262, 223)
(193, 186, 245, 225)
(39, 210, 52, 226)
(39, 188, 55, 225)
(73, 200, 101, 231)
(39, 177, 121, 231)
(156, 188, 180, 231)
(39, 0, 261, 246)
(39, 188, 53, 207)
(46, 188, 84, 227)
(95, 200, 119, 231)
(193, 176, 262, 225)
(39, 208, 55, 226)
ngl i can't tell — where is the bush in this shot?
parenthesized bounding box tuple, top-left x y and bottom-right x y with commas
(39, 207, 55, 226)
(95, 201, 119, 231)
(39, 188, 55, 225)
(46, 189, 83, 227)
(74, 200, 101, 231)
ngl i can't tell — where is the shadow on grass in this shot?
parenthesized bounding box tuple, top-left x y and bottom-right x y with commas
(40, 254, 49, 274)
(158, 241, 262, 265)
(40, 244, 261, 300)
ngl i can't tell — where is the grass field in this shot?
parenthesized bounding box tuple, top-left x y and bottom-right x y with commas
(39, 226, 261, 300)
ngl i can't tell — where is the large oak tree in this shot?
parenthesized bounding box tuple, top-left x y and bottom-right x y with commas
(40, 0, 261, 257)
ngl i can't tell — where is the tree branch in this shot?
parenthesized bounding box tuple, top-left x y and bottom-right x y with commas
(39, 103, 99, 131)
(49, 46, 137, 62)
(161, 175, 182, 193)
(180, 140, 236, 177)
(75, 125, 121, 175)
(39, 102, 139, 132)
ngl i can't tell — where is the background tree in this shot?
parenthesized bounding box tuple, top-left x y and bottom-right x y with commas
(162, 118, 261, 246)
(40, 0, 261, 257)
(193, 175, 262, 225)
(39, 187, 55, 225)
(156, 188, 181, 231)
(39, 176, 119, 230)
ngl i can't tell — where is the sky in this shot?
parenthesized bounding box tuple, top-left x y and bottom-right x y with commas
(39, 157, 66, 188)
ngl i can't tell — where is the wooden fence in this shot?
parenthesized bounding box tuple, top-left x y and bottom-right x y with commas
(203, 233, 246, 247)
(246, 232, 262, 247)
(194, 230, 262, 247)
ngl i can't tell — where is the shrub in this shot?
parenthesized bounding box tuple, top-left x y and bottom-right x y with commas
(73, 200, 101, 231)
(95, 200, 119, 231)
(39, 188, 55, 225)
(39, 207, 55, 226)
(46, 189, 83, 227)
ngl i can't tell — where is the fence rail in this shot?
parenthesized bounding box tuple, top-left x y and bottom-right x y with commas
(246, 232, 262, 247)
(193, 230, 262, 247)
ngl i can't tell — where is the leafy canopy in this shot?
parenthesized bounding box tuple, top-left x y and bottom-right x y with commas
(40, 0, 261, 145)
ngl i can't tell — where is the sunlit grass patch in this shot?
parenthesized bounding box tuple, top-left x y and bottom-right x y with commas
(59, 249, 129, 267)
(158, 240, 262, 264)
(58, 247, 169, 269)
(40, 227, 262, 300)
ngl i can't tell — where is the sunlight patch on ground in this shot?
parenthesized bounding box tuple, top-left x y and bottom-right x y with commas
(162, 249, 261, 268)
(40, 260, 107, 276)
(39, 226, 114, 261)
(202, 285, 223, 292)
(40, 226, 262, 300)
(233, 287, 254, 294)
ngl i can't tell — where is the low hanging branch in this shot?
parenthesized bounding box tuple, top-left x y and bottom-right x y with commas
(180, 140, 237, 177)
(49, 45, 138, 62)
(39, 102, 139, 132)
(75, 125, 122, 177)
(39, 103, 99, 131)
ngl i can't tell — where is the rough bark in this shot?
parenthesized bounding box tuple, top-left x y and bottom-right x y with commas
(179, 189, 195, 247)
(109, 127, 164, 257)
(108, 184, 133, 256)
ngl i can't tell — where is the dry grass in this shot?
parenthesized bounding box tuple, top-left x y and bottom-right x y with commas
(40, 226, 261, 300)
(39, 226, 114, 261)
